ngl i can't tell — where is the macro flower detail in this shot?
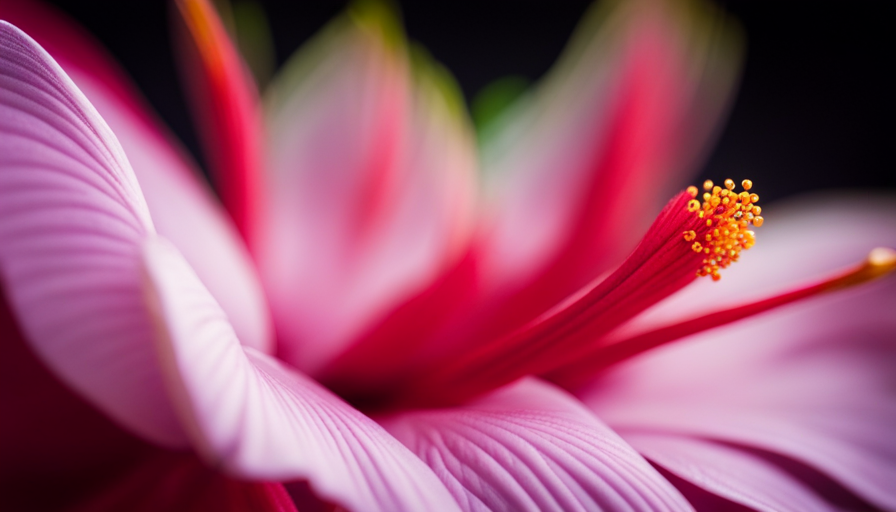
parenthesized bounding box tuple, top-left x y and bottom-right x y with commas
(1, 0, 895, 511)
(685, 178, 761, 280)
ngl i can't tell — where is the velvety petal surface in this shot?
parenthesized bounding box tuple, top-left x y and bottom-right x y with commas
(140, 236, 460, 512)
(578, 195, 896, 510)
(0, 0, 272, 354)
(380, 378, 693, 512)
(626, 433, 841, 512)
(0, 22, 185, 446)
(259, 7, 476, 374)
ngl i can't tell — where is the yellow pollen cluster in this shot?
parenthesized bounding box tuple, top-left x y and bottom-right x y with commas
(683, 179, 763, 281)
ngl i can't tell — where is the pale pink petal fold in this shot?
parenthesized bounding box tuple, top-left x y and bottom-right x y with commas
(2, 294, 290, 512)
(578, 195, 896, 510)
(477, 0, 741, 312)
(380, 378, 693, 512)
(259, 7, 476, 374)
(626, 433, 841, 512)
(0, 22, 185, 446)
(141, 236, 460, 512)
(0, 0, 272, 354)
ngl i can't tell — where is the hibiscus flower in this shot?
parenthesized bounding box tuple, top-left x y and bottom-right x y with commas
(1, 0, 894, 511)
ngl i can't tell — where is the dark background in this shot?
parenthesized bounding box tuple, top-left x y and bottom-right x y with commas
(37, 0, 896, 206)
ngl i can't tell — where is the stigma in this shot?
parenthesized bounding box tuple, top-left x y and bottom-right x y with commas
(684, 179, 762, 281)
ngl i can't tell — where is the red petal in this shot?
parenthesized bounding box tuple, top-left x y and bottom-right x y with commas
(172, 0, 263, 249)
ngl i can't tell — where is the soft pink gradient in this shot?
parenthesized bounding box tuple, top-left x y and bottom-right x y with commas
(1, 1, 894, 511)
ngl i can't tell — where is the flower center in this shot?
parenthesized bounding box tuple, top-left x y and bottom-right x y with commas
(392, 181, 762, 407)
(685, 178, 762, 281)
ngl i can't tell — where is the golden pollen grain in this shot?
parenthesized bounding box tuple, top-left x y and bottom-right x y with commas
(684, 178, 763, 280)
(868, 247, 896, 268)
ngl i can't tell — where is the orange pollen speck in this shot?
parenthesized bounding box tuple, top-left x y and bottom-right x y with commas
(682, 178, 763, 280)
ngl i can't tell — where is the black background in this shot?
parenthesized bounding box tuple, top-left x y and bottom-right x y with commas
(37, 0, 896, 206)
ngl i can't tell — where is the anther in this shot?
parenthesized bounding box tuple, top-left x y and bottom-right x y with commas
(682, 178, 762, 280)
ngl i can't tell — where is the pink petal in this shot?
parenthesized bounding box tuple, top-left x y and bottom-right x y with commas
(0, 22, 185, 446)
(72, 450, 297, 512)
(259, 9, 476, 375)
(380, 378, 693, 512)
(0, 0, 273, 354)
(171, 0, 263, 247)
(626, 433, 841, 512)
(477, 0, 741, 314)
(140, 236, 459, 512)
(1, 295, 291, 512)
(578, 195, 896, 510)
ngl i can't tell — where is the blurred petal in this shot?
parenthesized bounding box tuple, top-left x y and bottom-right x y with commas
(172, 0, 263, 247)
(381, 378, 692, 512)
(626, 434, 840, 512)
(73, 451, 297, 512)
(0, 22, 185, 446)
(477, 0, 742, 335)
(141, 237, 459, 512)
(260, 6, 476, 374)
(0, 0, 273, 353)
(578, 194, 896, 510)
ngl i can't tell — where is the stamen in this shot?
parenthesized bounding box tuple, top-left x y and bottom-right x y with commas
(396, 190, 726, 407)
(548, 247, 896, 389)
(682, 178, 761, 280)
